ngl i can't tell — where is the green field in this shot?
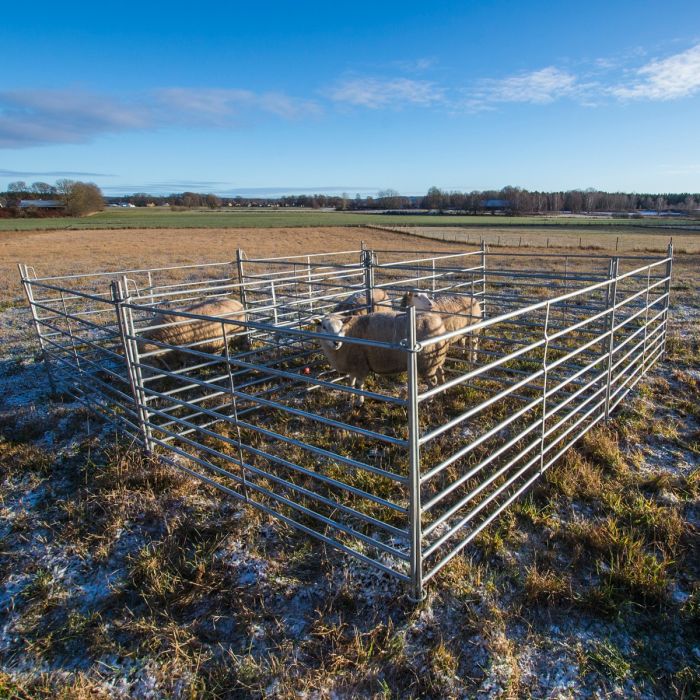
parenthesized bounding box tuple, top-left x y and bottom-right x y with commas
(0, 207, 697, 231)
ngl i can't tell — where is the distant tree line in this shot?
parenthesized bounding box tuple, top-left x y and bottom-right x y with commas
(414, 186, 699, 214)
(0, 179, 104, 217)
(98, 186, 699, 214)
(3, 182, 698, 216)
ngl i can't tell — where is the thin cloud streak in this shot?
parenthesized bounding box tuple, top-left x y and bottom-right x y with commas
(0, 90, 149, 148)
(101, 183, 379, 197)
(153, 88, 322, 122)
(0, 168, 114, 177)
(391, 57, 437, 73)
(0, 87, 322, 148)
(328, 77, 445, 108)
(478, 67, 579, 104)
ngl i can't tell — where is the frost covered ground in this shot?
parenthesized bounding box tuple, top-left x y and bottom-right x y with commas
(0, 241, 698, 698)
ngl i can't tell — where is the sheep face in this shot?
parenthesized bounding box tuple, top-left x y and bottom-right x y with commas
(402, 291, 435, 311)
(320, 314, 345, 350)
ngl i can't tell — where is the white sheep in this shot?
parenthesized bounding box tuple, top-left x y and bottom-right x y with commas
(332, 288, 392, 316)
(139, 297, 246, 371)
(401, 290, 482, 363)
(318, 310, 448, 406)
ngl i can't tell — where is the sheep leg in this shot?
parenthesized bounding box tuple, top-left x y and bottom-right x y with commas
(351, 373, 367, 406)
(469, 337, 480, 365)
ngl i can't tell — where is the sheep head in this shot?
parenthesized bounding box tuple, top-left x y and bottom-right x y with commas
(320, 313, 346, 350)
(401, 290, 435, 311)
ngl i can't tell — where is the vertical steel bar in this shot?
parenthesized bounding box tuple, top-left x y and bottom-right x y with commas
(113, 279, 153, 452)
(641, 266, 652, 369)
(235, 248, 251, 349)
(662, 240, 673, 356)
(18, 264, 57, 393)
(480, 239, 487, 318)
(604, 257, 619, 420)
(221, 320, 250, 502)
(306, 255, 314, 313)
(59, 289, 83, 373)
(270, 281, 278, 325)
(363, 248, 375, 312)
(147, 270, 155, 306)
(406, 305, 424, 601)
(539, 302, 552, 473)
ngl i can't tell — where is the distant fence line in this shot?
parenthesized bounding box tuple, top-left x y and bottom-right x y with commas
(364, 225, 691, 254)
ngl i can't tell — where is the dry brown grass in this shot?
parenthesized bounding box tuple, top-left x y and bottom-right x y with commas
(0, 226, 462, 303)
(3, 224, 698, 304)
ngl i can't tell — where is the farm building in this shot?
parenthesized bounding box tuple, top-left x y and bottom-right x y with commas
(19, 199, 65, 209)
(480, 198, 512, 212)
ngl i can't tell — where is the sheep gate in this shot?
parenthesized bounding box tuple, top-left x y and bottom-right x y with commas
(19, 243, 673, 600)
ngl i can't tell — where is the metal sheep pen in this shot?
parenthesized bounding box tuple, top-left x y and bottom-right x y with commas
(18, 242, 673, 600)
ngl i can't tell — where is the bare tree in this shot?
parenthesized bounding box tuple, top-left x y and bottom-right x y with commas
(31, 182, 57, 195)
(63, 182, 104, 216)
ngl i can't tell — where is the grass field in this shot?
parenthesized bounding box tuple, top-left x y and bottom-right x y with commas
(0, 227, 698, 698)
(1, 206, 698, 232)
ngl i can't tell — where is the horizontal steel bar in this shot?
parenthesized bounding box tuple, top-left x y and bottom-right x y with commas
(152, 446, 410, 582)
(139, 381, 407, 483)
(143, 410, 408, 546)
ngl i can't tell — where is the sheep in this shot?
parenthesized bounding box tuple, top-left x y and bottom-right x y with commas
(138, 297, 246, 371)
(332, 288, 392, 316)
(401, 290, 482, 363)
(317, 310, 449, 406)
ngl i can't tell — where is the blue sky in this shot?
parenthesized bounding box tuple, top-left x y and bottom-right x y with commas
(1, 1, 699, 196)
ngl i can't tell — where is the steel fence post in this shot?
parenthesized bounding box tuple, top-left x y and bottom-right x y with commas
(59, 288, 83, 374)
(362, 248, 376, 312)
(406, 305, 425, 601)
(480, 239, 487, 318)
(112, 280, 153, 452)
(147, 269, 155, 306)
(235, 248, 251, 350)
(306, 255, 314, 313)
(222, 320, 250, 502)
(604, 257, 619, 420)
(18, 263, 57, 394)
(641, 266, 652, 369)
(662, 240, 673, 356)
(539, 302, 551, 473)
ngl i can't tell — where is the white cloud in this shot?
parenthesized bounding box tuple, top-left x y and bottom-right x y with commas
(464, 67, 581, 110)
(611, 43, 700, 100)
(328, 77, 445, 109)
